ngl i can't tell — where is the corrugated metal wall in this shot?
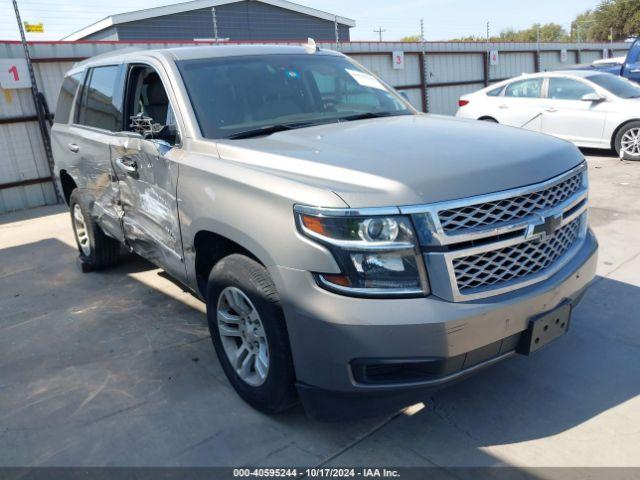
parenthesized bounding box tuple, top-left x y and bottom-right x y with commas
(0, 40, 630, 213)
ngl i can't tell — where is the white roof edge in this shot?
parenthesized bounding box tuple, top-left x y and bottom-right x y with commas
(63, 0, 355, 40)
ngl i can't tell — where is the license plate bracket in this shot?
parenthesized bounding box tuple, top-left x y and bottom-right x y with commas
(516, 302, 572, 355)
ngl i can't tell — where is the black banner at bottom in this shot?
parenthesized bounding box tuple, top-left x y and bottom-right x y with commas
(1, 467, 640, 480)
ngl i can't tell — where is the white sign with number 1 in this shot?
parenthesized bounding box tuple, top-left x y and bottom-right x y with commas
(0, 59, 32, 89)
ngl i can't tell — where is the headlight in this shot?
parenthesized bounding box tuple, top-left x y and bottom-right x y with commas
(295, 206, 430, 297)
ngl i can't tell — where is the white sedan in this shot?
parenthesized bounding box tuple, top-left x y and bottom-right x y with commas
(455, 71, 640, 160)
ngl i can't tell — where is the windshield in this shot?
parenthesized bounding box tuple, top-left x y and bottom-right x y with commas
(177, 54, 414, 139)
(586, 73, 640, 99)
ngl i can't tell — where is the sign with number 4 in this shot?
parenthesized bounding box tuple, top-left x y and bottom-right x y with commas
(0, 59, 32, 89)
(489, 50, 499, 66)
(560, 49, 568, 63)
(392, 51, 405, 70)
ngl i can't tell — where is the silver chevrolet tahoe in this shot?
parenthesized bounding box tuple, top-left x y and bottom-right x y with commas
(51, 45, 598, 420)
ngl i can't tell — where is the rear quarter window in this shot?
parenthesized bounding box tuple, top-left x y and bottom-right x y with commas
(486, 85, 504, 96)
(54, 72, 83, 124)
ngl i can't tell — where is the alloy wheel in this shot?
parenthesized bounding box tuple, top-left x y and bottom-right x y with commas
(73, 204, 91, 257)
(621, 128, 640, 157)
(216, 286, 270, 387)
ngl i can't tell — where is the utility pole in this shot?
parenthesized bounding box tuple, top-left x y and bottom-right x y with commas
(11, 0, 61, 202)
(211, 7, 218, 43)
(536, 24, 541, 72)
(485, 21, 491, 85)
(334, 15, 340, 50)
(420, 18, 428, 113)
(374, 27, 386, 42)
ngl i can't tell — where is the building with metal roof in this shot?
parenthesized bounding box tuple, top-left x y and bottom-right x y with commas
(63, 0, 355, 42)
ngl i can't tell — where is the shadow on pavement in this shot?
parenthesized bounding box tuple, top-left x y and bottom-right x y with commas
(1, 210, 638, 468)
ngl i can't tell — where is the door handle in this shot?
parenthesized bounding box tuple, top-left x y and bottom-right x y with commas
(544, 107, 558, 113)
(68, 143, 80, 153)
(498, 104, 509, 109)
(115, 157, 138, 178)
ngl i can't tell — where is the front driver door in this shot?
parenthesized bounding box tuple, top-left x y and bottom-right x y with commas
(112, 64, 186, 281)
(540, 77, 607, 146)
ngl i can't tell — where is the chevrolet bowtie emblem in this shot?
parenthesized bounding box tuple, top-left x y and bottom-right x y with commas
(525, 213, 563, 241)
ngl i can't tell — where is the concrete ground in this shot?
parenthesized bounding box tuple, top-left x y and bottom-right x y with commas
(1, 151, 639, 469)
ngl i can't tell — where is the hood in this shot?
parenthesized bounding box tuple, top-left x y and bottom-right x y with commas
(215, 114, 585, 208)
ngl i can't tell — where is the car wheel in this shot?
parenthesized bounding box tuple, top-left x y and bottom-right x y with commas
(206, 254, 297, 414)
(69, 189, 120, 268)
(614, 121, 640, 161)
(480, 117, 498, 123)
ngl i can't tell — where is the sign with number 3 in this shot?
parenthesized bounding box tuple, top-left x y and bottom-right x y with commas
(392, 51, 405, 70)
(0, 59, 32, 89)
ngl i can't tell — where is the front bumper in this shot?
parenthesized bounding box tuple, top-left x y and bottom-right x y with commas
(268, 230, 598, 419)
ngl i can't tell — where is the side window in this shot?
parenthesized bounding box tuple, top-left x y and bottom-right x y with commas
(54, 72, 83, 124)
(628, 40, 640, 63)
(548, 78, 595, 100)
(125, 65, 178, 145)
(504, 79, 543, 98)
(77, 65, 122, 132)
(486, 85, 504, 97)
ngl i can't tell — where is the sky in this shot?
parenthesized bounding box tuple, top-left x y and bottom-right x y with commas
(0, 0, 600, 41)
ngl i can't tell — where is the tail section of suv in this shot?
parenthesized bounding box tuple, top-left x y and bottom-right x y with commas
(52, 45, 598, 419)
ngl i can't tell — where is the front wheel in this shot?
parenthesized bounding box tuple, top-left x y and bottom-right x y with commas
(614, 121, 640, 161)
(206, 254, 297, 414)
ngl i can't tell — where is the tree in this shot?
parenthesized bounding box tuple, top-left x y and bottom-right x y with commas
(572, 0, 640, 41)
(571, 10, 595, 41)
(400, 35, 422, 42)
(449, 23, 569, 42)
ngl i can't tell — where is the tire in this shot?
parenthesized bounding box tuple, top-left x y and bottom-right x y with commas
(480, 117, 498, 123)
(614, 121, 640, 161)
(69, 189, 120, 268)
(206, 254, 297, 414)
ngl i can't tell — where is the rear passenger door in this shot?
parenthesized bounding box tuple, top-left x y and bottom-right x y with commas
(494, 78, 544, 132)
(68, 64, 126, 244)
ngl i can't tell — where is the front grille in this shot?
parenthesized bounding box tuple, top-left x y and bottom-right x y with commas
(452, 217, 582, 293)
(438, 171, 583, 233)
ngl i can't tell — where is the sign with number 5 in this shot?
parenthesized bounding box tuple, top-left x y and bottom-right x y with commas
(392, 51, 405, 70)
(0, 59, 32, 89)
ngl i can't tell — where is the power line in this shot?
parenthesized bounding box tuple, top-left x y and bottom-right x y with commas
(373, 26, 386, 42)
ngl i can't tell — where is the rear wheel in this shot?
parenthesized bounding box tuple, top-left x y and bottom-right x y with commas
(206, 254, 297, 414)
(614, 121, 640, 161)
(69, 190, 120, 268)
(479, 117, 498, 123)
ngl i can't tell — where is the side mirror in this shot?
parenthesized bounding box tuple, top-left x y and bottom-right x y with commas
(581, 92, 605, 102)
(145, 124, 179, 147)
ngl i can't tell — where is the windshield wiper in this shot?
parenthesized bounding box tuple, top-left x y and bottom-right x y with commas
(339, 111, 404, 122)
(226, 122, 314, 139)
